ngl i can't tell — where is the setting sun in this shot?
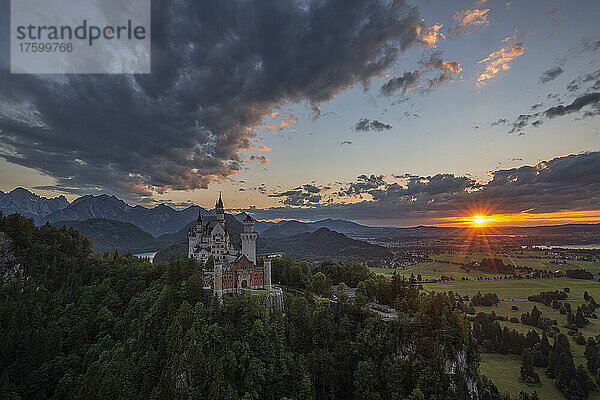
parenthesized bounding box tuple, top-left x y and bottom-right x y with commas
(472, 215, 488, 226)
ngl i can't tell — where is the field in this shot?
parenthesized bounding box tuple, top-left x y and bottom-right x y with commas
(370, 252, 600, 399)
(433, 251, 600, 274)
(479, 353, 564, 399)
(370, 261, 505, 281)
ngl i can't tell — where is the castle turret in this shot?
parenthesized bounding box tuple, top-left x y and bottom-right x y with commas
(215, 192, 225, 226)
(188, 208, 203, 257)
(241, 214, 257, 264)
(264, 257, 272, 291)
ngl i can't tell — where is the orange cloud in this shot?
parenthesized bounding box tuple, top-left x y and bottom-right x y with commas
(453, 8, 490, 34)
(258, 146, 272, 152)
(422, 24, 445, 47)
(441, 60, 462, 75)
(477, 36, 525, 86)
(265, 115, 299, 134)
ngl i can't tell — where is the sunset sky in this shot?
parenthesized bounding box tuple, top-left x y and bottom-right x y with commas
(0, 0, 599, 226)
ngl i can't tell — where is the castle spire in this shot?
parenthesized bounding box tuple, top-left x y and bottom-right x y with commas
(216, 192, 225, 225)
(197, 207, 203, 223)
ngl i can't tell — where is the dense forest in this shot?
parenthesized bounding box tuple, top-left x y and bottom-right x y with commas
(1, 213, 535, 399)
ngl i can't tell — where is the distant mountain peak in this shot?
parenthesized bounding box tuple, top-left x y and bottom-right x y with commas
(0, 188, 70, 224)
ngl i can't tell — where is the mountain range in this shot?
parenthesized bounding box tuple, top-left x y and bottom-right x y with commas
(45, 194, 211, 237)
(0, 187, 401, 239)
(4, 187, 600, 250)
(0, 188, 68, 224)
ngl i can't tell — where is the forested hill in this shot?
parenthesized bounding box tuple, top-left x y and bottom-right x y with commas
(154, 227, 393, 264)
(257, 227, 393, 264)
(52, 219, 161, 254)
(0, 213, 510, 400)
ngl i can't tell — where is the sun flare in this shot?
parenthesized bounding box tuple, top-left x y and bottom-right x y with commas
(472, 215, 488, 226)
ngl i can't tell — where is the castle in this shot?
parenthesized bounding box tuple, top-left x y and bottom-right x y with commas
(188, 193, 282, 308)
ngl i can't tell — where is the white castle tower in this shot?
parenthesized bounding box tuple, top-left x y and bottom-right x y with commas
(241, 215, 258, 264)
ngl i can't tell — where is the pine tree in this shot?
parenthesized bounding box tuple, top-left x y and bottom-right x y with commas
(586, 337, 600, 374)
(520, 349, 540, 383)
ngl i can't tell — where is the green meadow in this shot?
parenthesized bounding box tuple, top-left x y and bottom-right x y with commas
(371, 254, 600, 399)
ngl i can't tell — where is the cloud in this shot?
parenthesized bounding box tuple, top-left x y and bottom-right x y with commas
(250, 155, 269, 165)
(421, 24, 445, 47)
(268, 184, 323, 206)
(420, 51, 463, 91)
(530, 102, 543, 110)
(491, 118, 508, 126)
(539, 66, 564, 84)
(251, 152, 600, 224)
(508, 113, 539, 134)
(477, 35, 525, 86)
(353, 119, 393, 132)
(380, 50, 461, 96)
(545, 92, 600, 119)
(401, 112, 420, 119)
(452, 8, 490, 35)
(0, 0, 423, 202)
(342, 174, 387, 196)
(380, 71, 422, 96)
(547, 93, 560, 101)
(508, 91, 600, 134)
(573, 35, 600, 54)
(566, 69, 600, 93)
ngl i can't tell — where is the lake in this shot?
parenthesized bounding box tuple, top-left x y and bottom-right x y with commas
(532, 244, 600, 250)
(133, 251, 157, 262)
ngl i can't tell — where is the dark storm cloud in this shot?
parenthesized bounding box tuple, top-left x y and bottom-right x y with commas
(353, 119, 393, 132)
(539, 67, 563, 84)
(0, 0, 422, 201)
(249, 152, 600, 222)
